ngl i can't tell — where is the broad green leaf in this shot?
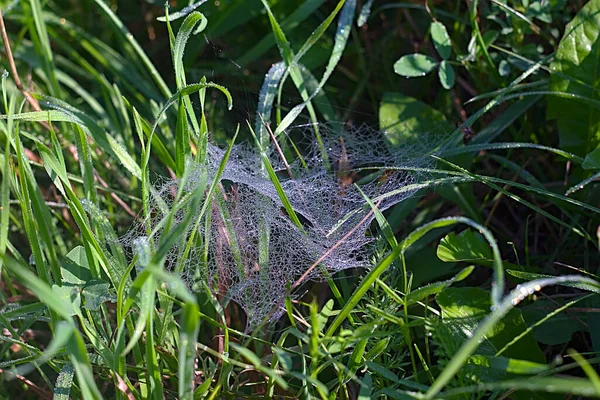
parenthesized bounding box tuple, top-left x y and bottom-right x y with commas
(51, 285, 81, 317)
(436, 287, 545, 364)
(583, 147, 600, 169)
(82, 280, 113, 310)
(430, 22, 451, 60)
(273, 347, 293, 371)
(548, 0, 600, 155)
(358, 373, 372, 400)
(60, 246, 92, 286)
(393, 54, 438, 77)
(521, 299, 587, 345)
(379, 92, 454, 151)
(437, 228, 493, 265)
(438, 60, 455, 89)
(468, 355, 550, 375)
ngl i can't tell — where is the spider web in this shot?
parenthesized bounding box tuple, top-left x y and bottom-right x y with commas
(123, 120, 449, 330)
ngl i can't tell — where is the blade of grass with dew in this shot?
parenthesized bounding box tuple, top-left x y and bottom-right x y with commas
(7, 104, 142, 179)
(12, 121, 61, 285)
(465, 80, 548, 104)
(256, 62, 285, 149)
(442, 55, 550, 149)
(326, 216, 505, 337)
(73, 124, 98, 204)
(472, 95, 542, 145)
(424, 275, 600, 399)
(440, 142, 584, 164)
(0, 104, 11, 276)
(273, 0, 356, 137)
(357, 0, 375, 27)
(178, 301, 200, 400)
(175, 94, 188, 176)
(149, 82, 232, 141)
(371, 165, 600, 221)
(440, 376, 600, 398)
(157, 0, 208, 22)
(566, 171, 600, 195)
(432, 157, 598, 242)
(298, 63, 338, 122)
(496, 294, 591, 357)
(260, 0, 345, 164)
(168, 10, 205, 147)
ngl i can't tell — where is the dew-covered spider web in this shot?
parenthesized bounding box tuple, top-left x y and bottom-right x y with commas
(122, 120, 451, 330)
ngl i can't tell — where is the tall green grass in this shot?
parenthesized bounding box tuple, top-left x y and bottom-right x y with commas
(0, 1, 599, 399)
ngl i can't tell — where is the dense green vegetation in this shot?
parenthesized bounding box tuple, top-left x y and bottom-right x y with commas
(1, 0, 600, 398)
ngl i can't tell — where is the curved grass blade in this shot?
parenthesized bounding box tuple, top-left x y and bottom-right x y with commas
(566, 171, 600, 195)
(440, 142, 584, 164)
(255, 61, 285, 149)
(157, 1, 208, 22)
(274, 0, 356, 136)
(5, 101, 142, 179)
(424, 275, 600, 399)
(357, 0, 374, 27)
(325, 216, 505, 337)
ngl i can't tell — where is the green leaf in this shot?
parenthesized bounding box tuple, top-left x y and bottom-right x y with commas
(405, 266, 474, 306)
(430, 22, 451, 60)
(437, 228, 493, 265)
(82, 280, 113, 311)
(273, 347, 293, 371)
(521, 299, 587, 345)
(60, 246, 92, 286)
(435, 287, 546, 363)
(53, 363, 74, 400)
(438, 60, 455, 89)
(583, 147, 600, 169)
(548, 0, 600, 155)
(393, 54, 438, 77)
(468, 355, 551, 375)
(379, 92, 454, 151)
(51, 285, 81, 317)
(358, 373, 372, 400)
